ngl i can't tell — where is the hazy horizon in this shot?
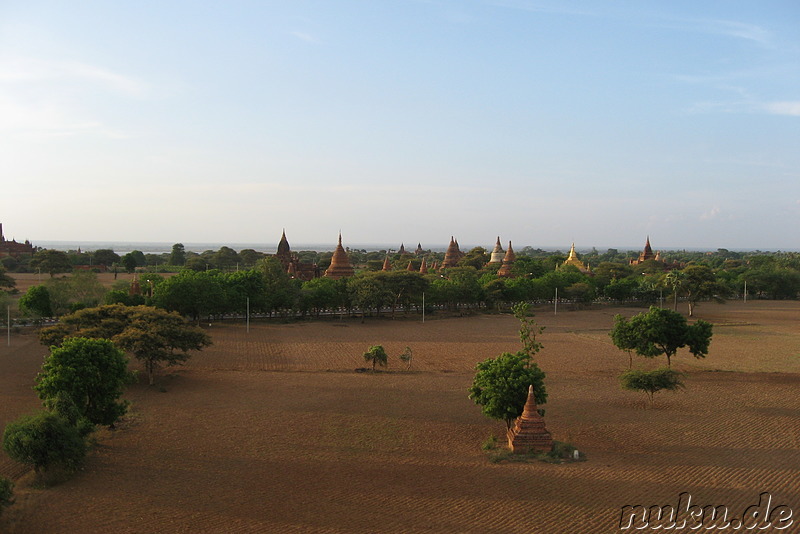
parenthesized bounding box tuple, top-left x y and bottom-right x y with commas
(29, 239, 796, 256)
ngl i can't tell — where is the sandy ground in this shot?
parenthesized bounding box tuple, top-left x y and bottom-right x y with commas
(0, 301, 798, 533)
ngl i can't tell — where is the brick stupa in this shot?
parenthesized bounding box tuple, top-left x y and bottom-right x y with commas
(441, 236, 464, 269)
(324, 233, 355, 279)
(497, 241, 516, 277)
(507, 384, 553, 454)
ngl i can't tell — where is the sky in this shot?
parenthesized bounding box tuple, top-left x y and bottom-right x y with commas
(1, 1, 798, 252)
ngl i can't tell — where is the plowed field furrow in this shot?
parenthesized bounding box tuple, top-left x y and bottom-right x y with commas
(2, 301, 800, 533)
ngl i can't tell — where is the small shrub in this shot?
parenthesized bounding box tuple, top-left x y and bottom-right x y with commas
(481, 434, 498, 451)
(620, 368, 685, 405)
(0, 477, 13, 516)
(363, 345, 388, 371)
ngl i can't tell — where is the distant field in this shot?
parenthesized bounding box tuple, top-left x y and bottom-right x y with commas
(1, 301, 798, 533)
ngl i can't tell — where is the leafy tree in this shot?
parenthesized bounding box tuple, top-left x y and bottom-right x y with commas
(40, 304, 212, 386)
(35, 337, 131, 427)
(0, 477, 12, 516)
(348, 275, 392, 319)
(469, 303, 547, 428)
(663, 270, 685, 311)
(238, 248, 264, 267)
(92, 249, 120, 266)
(458, 247, 489, 269)
(469, 351, 547, 429)
(613, 307, 713, 367)
(152, 270, 226, 321)
(363, 345, 388, 371)
(169, 243, 186, 266)
(620, 368, 685, 405)
(31, 249, 73, 277)
(609, 314, 638, 368)
(681, 265, 727, 316)
(214, 246, 240, 271)
(2, 411, 87, 474)
(121, 253, 139, 273)
(19, 285, 53, 318)
(0, 264, 14, 290)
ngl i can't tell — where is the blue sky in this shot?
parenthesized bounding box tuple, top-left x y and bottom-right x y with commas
(1, 1, 798, 251)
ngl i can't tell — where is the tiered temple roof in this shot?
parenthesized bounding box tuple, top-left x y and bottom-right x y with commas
(275, 230, 319, 281)
(507, 385, 553, 454)
(497, 241, 516, 277)
(415, 243, 424, 255)
(324, 233, 355, 279)
(419, 257, 428, 274)
(489, 236, 505, 264)
(630, 236, 657, 265)
(441, 236, 464, 269)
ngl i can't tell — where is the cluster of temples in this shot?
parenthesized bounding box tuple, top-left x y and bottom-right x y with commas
(0, 223, 34, 259)
(271, 232, 673, 281)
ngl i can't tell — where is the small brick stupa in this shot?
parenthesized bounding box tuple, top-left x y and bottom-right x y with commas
(324, 233, 355, 279)
(497, 241, 516, 277)
(507, 384, 553, 454)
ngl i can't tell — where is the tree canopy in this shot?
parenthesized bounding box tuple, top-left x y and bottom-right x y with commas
(39, 304, 212, 386)
(35, 337, 131, 427)
(610, 307, 713, 367)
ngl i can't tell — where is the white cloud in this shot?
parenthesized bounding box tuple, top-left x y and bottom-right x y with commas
(0, 55, 149, 97)
(700, 206, 721, 221)
(763, 101, 800, 117)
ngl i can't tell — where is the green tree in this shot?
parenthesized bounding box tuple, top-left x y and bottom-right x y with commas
(609, 314, 638, 368)
(121, 253, 139, 273)
(468, 351, 547, 429)
(92, 249, 120, 266)
(2, 411, 87, 474)
(0, 263, 14, 290)
(620, 368, 685, 405)
(363, 345, 388, 371)
(169, 243, 186, 266)
(614, 306, 713, 367)
(152, 270, 227, 321)
(40, 304, 212, 386)
(19, 285, 53, 318)
(31, 249, 73, 277)
(35, 337, 131, 427)
(681, 265, 727, 316)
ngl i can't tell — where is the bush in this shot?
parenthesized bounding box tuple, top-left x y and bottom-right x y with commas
(620, 368, 685, 405)
(363, 345, 388, 371)
(0, 477, 13, 516)
(2, 411, 88, 474)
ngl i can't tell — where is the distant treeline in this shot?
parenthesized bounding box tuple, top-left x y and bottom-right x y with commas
(4, 245, 799, 322)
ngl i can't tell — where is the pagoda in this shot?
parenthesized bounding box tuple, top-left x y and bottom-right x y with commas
(324, 233, 355, 279)
(630, 236, 657, 265)
(507, 385, 553, 454)
(275, 230, 319, 281)
(562, 243, 591, 273)
(497, 241, 516, 277)
(441, 236, 464, 269)
(415, 243, 424, 255)
(419, 257, 428, 274)
(489, 236, 505, 264)
(381, 256, 392, 271)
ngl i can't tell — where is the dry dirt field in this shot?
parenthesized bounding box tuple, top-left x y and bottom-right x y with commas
(1, 301, 798, 533)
